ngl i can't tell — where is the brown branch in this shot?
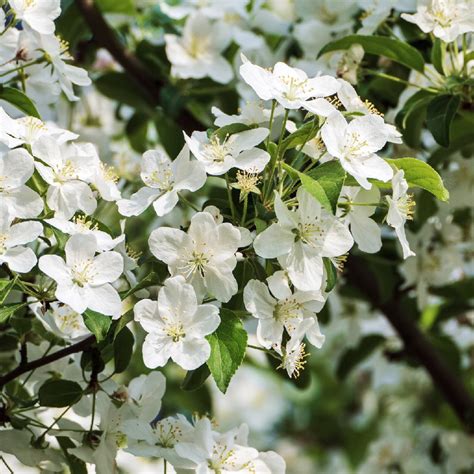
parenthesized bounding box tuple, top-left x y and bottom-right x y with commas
(74, 0, 202, 133)
(0, 335, 95, 388)
(346, 256, 474, 432)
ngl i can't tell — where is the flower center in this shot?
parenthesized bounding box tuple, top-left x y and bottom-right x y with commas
(278, 342, 309, 379)
(144, 166, 174, 191)
(209, 444, 236, 470)
(54, 160, 77, 183)
(71, 260, 95, 287)
(430, 2, 454, 27)
(100, 162, 119, 183)
(295, 222, 326, 247)
(204, 135, 231, 163)
(155, 419, 183, 448)
(344, 132, 369, 158)
(165, 322, 186, 342)
(187, 35, 210, 59)
(397, 194, 415, 220)
(274, 299, 302, 331)
(279, 75, 309, 101)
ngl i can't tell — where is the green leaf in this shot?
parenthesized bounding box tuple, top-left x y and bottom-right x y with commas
(0, 277, 18, 305)
(0, 302, 28, 324)
(283, 161, 346, 214)
(214, 123, 251, 141)
(125, 112, 149, 153)
(154, 112, 185, 158)
(206, 309, 247, 393)
(426, 94, 460, 147)
(0, 86, 41, 118)
(38, 379, 83, 407)
(336, 335, 385, 379)
(96, 0, 135, 14)
(113, 326, 134, 373)
(83, 309, 112, 342)
(323, 258, 337, 292)
(386, 157, 449, 201)
(95, 72, 152, 112)
(318, 35, 425, 72)
(56, 437, 87, 474)
(280, 121, 318, 154)
(181, 364, 211, 391)
(307, 161, 346, 214)
(431, 38, 446, 75)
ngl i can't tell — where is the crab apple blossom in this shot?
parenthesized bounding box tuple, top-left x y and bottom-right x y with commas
(240, 54, 340, 115)
(149, 211, 241, 302)
(9, 0, 61, 35)
(134, 275, 220, 370)
(386, 170, 416, 259)
(165, 12, 233, 83)
(244, 271, 325, 351)
(321, 111, 394, 189)
(0, 147, 43, 218)
(0, 203, 42, 273)
(31, 136, 97, 219)
(254, 189, 354, 291)
(118, 145, 206, 217)
(39, 233, 124, 317)
(184, 127, 270, 175)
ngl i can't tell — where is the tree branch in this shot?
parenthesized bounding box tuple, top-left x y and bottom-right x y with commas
(346, 256, 474, 432)
(74, 0, 202, 133)
(0, 335, 95, 388)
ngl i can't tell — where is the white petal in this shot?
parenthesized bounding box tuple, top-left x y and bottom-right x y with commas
(90, 252, 123, 285)
(39, 255, 71, 285)
(117, 187, 161, 217)
(253, 223, 294, 259)
(244, 280, 276, 319)
(65, 234, 97, 267)
(152, 191, 179, 217)
(3, 247, 37, 273)
(149, 227, 191, 265)
(85, 284, 122, 318)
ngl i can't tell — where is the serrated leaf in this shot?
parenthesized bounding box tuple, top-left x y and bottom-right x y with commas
(83, 309, 112, 342)
(283, 161, 346, 213)
(336, 335, 385, 379)
(181, 364, 211, 391)
(318, 35, 425, 72)
(386, 157, 449, 201)
(113, 326, 134, 373)
(426, 94, 460, 147)
(0, 302, 28, 324)
(206, 309, 247, 393)
(0, 86, 41, 118)
(38, 379, 83, 407)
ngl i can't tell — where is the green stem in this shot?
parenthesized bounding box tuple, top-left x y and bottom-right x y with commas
(247, 344, 282, 361)
(0, 58, 44, 78)
(89, 391, 97, 432)
(178, 193, 200, 212)
(365, 70, 438, 93)
(240, 195, 248, 226)
(266, 100, 276, 147)
(37, 406, 72, 441)
(225, 174, 237, 222)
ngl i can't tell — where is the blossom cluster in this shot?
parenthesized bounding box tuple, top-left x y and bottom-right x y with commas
(0, 0, 472, 472)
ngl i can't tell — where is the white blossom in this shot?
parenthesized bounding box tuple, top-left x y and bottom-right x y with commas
(39, 234, 124, 317)
(149, 211, 241, 302)
(0, 203, 42, 273)
(254, 189, 354, 291)
(184, 128, 270, 175)
(401, 0, 474, 42)
(9, 0, 61, 35)
(134, 275, 220, 370)
(165, 12, 233, 83)
(0, 147, 43, 218)
(118, 145, 206, 217)
(244, 271, 325, 351)
(321, 111, 394, 189)
(386, 170, 416, 259)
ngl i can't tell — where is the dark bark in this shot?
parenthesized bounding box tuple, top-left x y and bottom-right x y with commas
(346, 255, 474, 432)
(74, 0, 202, 133)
